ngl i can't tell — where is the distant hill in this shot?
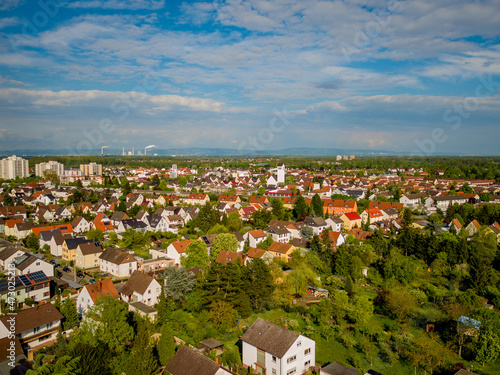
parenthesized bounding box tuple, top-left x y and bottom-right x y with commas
(0, 148, 484, 157)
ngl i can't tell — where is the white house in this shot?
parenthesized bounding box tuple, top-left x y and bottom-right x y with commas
(243, 230, 267, 248)
(119, 271, 161, 307)
(71, 216, 92, 233)
(76, 279, 119, 316)
(325, 217, 343, 232)
(264, 226, 291, 243)
(241, 318, 315, 375)
(99, 247, 138, 278)
(164, 240, 192, 266)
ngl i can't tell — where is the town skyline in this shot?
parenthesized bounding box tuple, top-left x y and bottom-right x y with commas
(0, 0, 499, 155)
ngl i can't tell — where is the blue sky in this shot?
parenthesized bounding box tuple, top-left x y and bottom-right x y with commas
(0, 0, 499, 155)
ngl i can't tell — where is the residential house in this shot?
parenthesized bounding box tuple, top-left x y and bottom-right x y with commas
(434, 195, 468, 212)
(320, 362, 360, 375)
(50, 233, 72, 257)
(13, 253, 54, 277)
(184, 193, 209, 205)
(400, 193, 426, 208)
(249, 196, 269, 208)
(369, 201, 403, 211)
(323, 199, 357, 215)
(13, 222, 34, 239)
(0, 241, 26, 270)
(76, 278, 120, 316)
(218, 194, 241, 206)
(241, 318, 315, 375)
(304, 216, 328, 236)
(110, 211, 129, 226)
(0, 337, 25, 373)
(264, 226, 291, 243)
(146, 214, 170, 232)
(165, 345, 234, 375)
(165, 240, 192, 266)
(325, 216, 343, 232)
(116, 218, 148, 234)
(244, 230, 267, 248)
(267, 242, 296, 261)
(466, 220, 481, 237)
(138, 257, 175, 273)
(340, 212, 362, 231)
(244, 247, 273, 265)
(0, 303, 63, 350)
(450, 218, 463, 233)
(120, 270, 161, 306)
(215, 250, 244, 265)
(348, 228, 373, 241)
(62, 238, 98, 262)
(328, 231, 345, 247)
(0, 271, 50, 311)
(488, 222, 500, 243)
(71, 216, 92, 233)
(361, 208, 385, 224)
(75, 242, 103, 269)
(99, 247, 138, 278)
(39, 228, 61, 249)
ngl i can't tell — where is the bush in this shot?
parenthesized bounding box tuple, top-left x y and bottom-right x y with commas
(24, 298, 35, 307)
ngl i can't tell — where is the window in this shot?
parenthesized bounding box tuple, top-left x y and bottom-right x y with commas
(287, 368, 296, 375)
(287, 355, 296, 364)
(272, 369, 277, 375)
(304, 348, 311, 355)
(272, 355, 276, 363)
(33, 327, 40, 334)
(305, 360, 311, 367)
(297, 341, 302, 347)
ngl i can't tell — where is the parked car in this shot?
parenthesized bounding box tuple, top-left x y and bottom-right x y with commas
(77, 271, 84, 278)
(89, 279, 96, 284)
(62, 266, 71, 273)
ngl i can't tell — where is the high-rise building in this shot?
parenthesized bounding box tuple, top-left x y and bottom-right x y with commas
(170, 164, 178, 179)
(35, 160, 64, 177)
(0, 155, 29, 179)
(80, 162, 102, 176)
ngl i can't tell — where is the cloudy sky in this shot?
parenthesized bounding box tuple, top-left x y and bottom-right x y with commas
(0, 0, 499, 155)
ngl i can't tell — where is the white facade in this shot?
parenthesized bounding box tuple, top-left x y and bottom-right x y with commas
(121, 278, 161, 306)
(35, 161, 64, 177)
(99, 257, 137, 278)
(0, 156, 29, 179)
(242, 336, 315, 375)
(276, 164, 285, 184)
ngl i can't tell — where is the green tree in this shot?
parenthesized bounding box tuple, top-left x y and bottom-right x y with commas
(243, 259, 274, 311)
(311, 193, 324, 217)
(125, 329, 157, 375)
(271, 198, 285, 220)
(163, 266, 196, 301)
(60, 298, 79, 330)
(211, 233, 239, 259)
(157, 323, 176, 367)
(181, 240, 209, 268)
(86, 228, 104, 242)
(226, 211, 242, 232)
(475, 313, 500, 366)
(293, 195, 308, 218)
(25, 232, 40, 250)
(80, 295, 134, 354)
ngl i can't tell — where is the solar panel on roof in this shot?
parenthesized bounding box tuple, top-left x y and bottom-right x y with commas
(28, 271, 48, 283)
(19, 274, 31, 286)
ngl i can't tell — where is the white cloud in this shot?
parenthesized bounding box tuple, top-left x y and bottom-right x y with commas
(0, 88, 240, 113)
(64, 0, 164, 10)
(0, 0, 24, 11)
